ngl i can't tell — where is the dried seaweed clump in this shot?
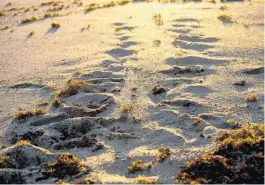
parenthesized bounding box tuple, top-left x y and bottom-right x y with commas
(44, 153, 85, 178)
(217, 14, 232, 21)
(176, 124, 264, 184)
(14, 108, 46, 121)
(136, 175, 157, 184)
(152, 13, 163, 26)
(74, 178, 96, 184)
(245, 92, 258, 102)
(156, 146, 171, 162)
(51, 22, 60, 28)
(20, 16, 39, 24)
(128, 160, 152, 173)
(41, 1, 55, 6)
(120, 104, 135, 112)
(0, 10, 6, 17)
(57, 80, 89, 97)
(0, 156, 9, 168)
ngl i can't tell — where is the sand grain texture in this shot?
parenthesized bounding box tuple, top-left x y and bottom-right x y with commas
(0, 0, 263, 183)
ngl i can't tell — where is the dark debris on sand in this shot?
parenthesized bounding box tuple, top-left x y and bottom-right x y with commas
(175, 124, 264, 184)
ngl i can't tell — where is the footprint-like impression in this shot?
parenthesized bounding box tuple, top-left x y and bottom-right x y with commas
(178, 34, 219, 43)
(173, 40, 215, 52)
(184, 85, 214, 98)
(105, 48, 134, 59)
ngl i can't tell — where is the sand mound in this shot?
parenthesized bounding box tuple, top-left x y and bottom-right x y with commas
(0, 142, 56, 168)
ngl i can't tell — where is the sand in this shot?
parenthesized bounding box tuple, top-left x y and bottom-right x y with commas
(0, 0, 264, 183)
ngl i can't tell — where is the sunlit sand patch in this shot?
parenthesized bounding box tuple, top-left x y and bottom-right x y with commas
(204, 61, 264, 122)
(91, 170, 134, 184)
(115, 68, 161, 120)
(143, 121, 186, 141)
(171, 143, 216, 161)
(127, 146, 158, 157)
(83, 149, 116, 167)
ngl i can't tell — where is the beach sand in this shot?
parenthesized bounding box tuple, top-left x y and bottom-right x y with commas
(0, 0, 264, 183)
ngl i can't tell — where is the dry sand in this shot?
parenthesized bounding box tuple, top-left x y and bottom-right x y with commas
(0, 0, 264, 183)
